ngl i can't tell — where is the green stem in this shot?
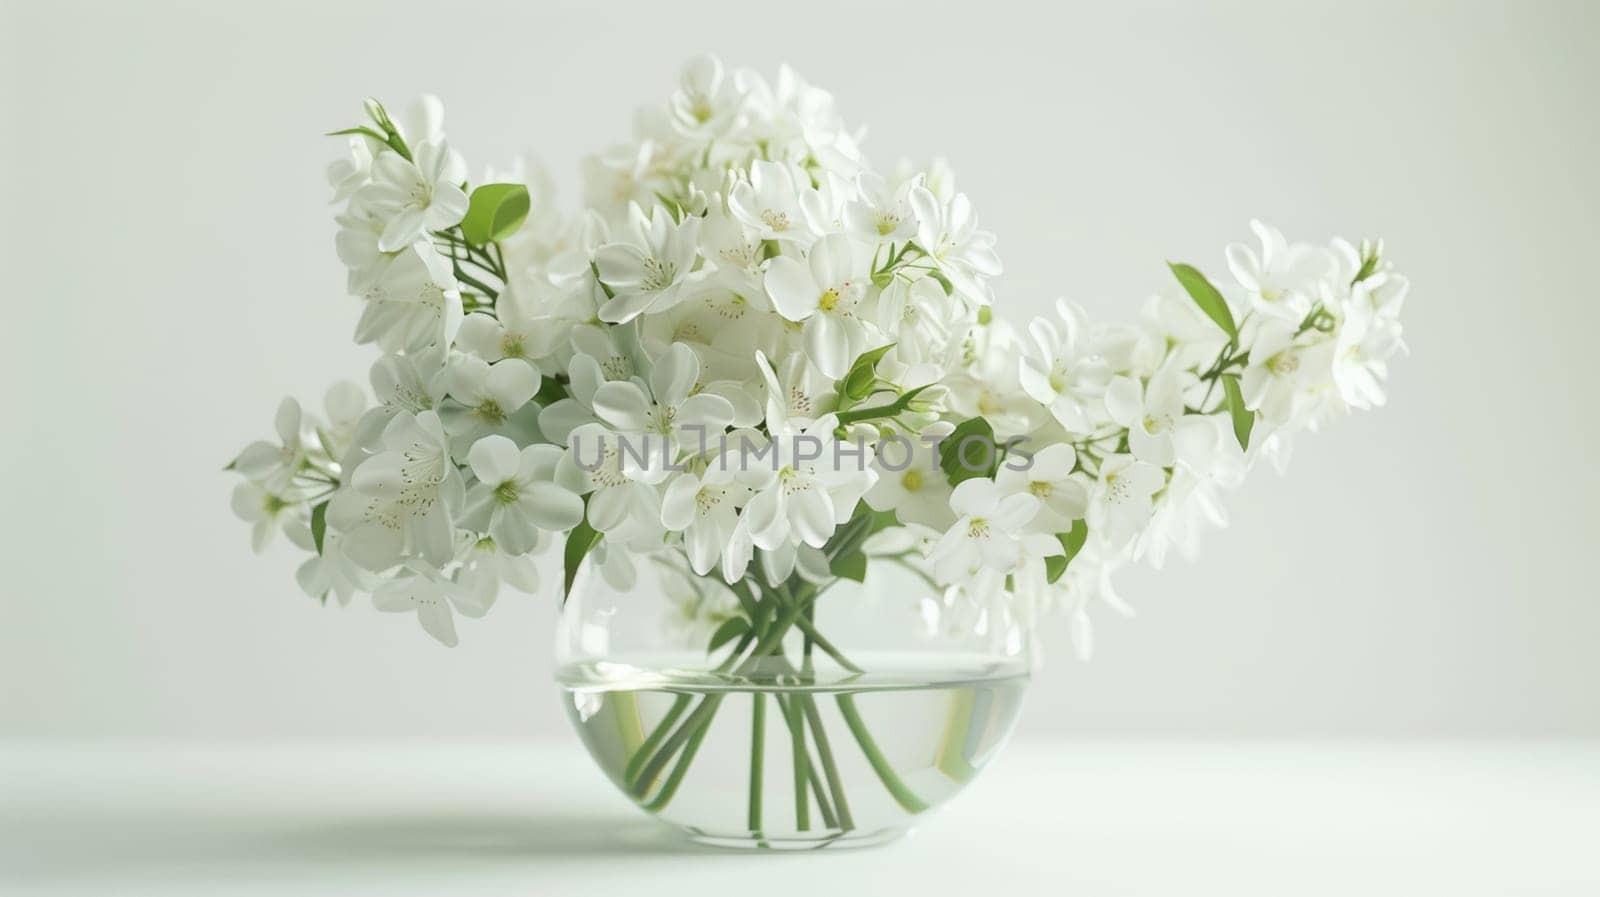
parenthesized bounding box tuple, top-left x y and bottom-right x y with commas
(624, 632, 750, 795)
(836, 693, 929, 813)
(833, 384, 934, 426)
(792, 614, 863, 674)
(748, 693, 766, 834)
(778, 694, 812, 831)
(642, 698, 719, 812)
(627, 602, 806, 802)
(798, 694, 854, 830)
(625, 693, 691, 787)
(451, 261, 499, 302)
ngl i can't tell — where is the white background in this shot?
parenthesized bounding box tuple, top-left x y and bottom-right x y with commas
(3, 0, 1596, 740)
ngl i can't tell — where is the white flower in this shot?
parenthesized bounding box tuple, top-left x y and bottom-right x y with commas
(591, 343, 735, 479)
(994, 443, 1089, 533)
(661, 459, 753, 576)
(1238, 321, 1334, 424)
(351, 352, 447, 453)
(334, 203, 398, 294)
(1333, 274, 1408, 410)
(329, 410, 464, 570)
(570, 323, 638, 382)
(455, 535, 542, 607)
(582, 141, 666, 223)
(1019, 300, 1108, 433)
(698, 195, 772, 299)
(377, 94, 447, 149)
(1134, 417, 1238, 569)
(843, 171, 919, 243)
(877, 276, 962, 365)
(764, 233, 870, 379)
(286, 523, 375, 606)
(230, 480, 302, 552)
(909, 187, 1001, 304)
(864, 435, 954, 530)
(556, 422, 665, 542)
(1145, 292, 1230, 370)
(944, 319, 1042, 439)
(930, 479, 1040, 585)
(741, 414, 874, 550)
(1088, 454, 1166, 548)
(1225, 219, 1334, 322)
(595, 203, 702, 323)
(363, 140, 470, 252)
(754, 351, 835, 428)
(729, 160, 809, 243)
(437, 355, 541, 453)
(1332, 309, 1400, 411)
(326, 136, 374, 203)
(1103, 365, 1214, 468)
(354, 244, 462, 354)
(462, 435, 584, 555)
(537, 353, 606, 444)
(798, 170, 853, 235)
(668, 55, 740, 138)
(233, 397, 307, 493)
(372, 559, 488, 647)
(453, 305, 558, 364)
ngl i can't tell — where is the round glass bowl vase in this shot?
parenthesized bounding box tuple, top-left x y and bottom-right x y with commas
(555, 547, 1030, 850)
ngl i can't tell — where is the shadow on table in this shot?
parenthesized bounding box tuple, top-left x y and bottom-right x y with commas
(6, 809, 715, 883)
(271, 810, 710, 859)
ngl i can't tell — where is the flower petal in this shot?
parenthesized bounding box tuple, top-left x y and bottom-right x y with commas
(592, 381, 653, 432)
(466, 434, 521, 485)
(764, 256, 819, 321)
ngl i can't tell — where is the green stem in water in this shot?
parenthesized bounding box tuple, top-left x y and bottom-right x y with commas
(798, 694, 854, 830)
(624, 631, 751, 793)
(641, 695, 721, 811)
(836, 693, 929, 814)
(628, 602, 805, 802)
(632, 693, 721, 798)
(624, 692, 691, 787)
(748, 693, 766, 834)
(777, 695, 843, 831)
(779, 694, 811, 831)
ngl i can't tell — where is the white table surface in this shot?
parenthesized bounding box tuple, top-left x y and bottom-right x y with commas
(4, 739, 1597, 896)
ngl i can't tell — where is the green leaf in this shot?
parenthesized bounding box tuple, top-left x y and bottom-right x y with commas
(534, 376, 568, 408)
(707, 617, 749, 653)
(310, 501, 329, 555)
(1043, 555, 1068, 583)
(1044, 520, 1089, 584)
(562, 519, 602, 599)
(830, 550, 868, 583)
(1168, 262, 1237, 339)
(840, 343, 896, 402)
(1221, 374, 1255, 450)
(460, 183, 531, 247)
(940, 418, 999, 485)
(325, 125, 387, 142)
(927, 269, 954, 295)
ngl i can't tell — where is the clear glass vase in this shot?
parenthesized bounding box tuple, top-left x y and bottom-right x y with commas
(555, 540, 1031, 850)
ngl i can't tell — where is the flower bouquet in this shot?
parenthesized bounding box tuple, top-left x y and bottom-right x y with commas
(227, 56, 1408, 848)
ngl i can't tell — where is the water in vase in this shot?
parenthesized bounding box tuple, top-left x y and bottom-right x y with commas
(559, 653, 1028, 849)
